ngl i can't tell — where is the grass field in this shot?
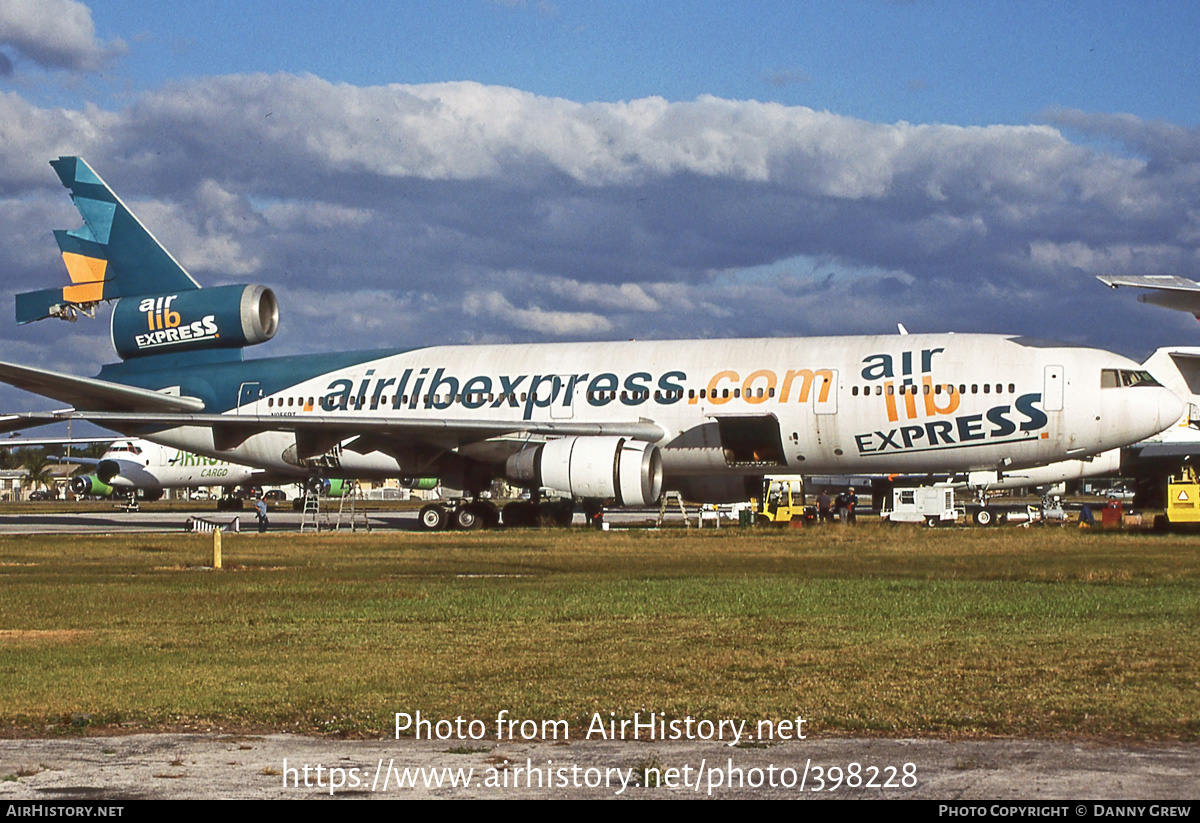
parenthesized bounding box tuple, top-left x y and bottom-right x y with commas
(0, 523, 1196, 741)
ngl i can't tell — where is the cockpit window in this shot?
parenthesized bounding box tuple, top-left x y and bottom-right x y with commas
(1101, 369, 1161, 388)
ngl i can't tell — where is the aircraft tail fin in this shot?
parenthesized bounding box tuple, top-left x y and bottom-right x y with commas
(16, 157, 200, 324)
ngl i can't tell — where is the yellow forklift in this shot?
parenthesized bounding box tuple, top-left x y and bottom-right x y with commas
(1158, 464, 1200, 529)
(752, 477, 808, 526)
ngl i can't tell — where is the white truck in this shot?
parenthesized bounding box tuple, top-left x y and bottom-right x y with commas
(882, 485, 959, 526)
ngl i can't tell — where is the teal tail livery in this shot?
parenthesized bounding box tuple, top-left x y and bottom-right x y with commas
(0, 158, 1187, 528)
(18, 156, 279, 370)
(18, 157, 201, 324)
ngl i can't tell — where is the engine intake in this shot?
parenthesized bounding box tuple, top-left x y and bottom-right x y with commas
(111, 284, 278, 360)
(70, 474, 113, 497)
(505, 437, 663, 507)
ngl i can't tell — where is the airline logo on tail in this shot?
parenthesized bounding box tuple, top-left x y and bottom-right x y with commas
(133, 295, 220, 351)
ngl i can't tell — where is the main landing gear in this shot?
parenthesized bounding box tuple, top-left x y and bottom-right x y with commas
(416, 496, 577, 530)
(500, 498, 575, 528)
(418, 499, 502, 531)
(970, 506, 998, 527)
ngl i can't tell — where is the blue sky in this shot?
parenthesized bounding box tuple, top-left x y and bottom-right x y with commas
(1, 0, 1200, 409)
(72, 0, 1199, 126)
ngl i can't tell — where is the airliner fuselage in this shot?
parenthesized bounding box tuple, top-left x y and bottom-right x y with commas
(95, 333, 1180, 501)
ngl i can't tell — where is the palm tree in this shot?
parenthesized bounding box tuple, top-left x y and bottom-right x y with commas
(18, 451, 56, 500)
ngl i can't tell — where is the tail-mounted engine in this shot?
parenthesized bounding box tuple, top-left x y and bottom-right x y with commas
(505, 436, 663, 507)
(110, 284, 278, 360)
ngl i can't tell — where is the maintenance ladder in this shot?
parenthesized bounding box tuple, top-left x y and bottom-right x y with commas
(299, 486, 371, 533)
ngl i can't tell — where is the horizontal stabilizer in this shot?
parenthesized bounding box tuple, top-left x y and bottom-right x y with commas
(0, 361, 206, 413)
(17, 157, 200, 324)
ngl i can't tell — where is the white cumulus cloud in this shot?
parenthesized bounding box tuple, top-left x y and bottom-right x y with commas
(0, 0, 126, 72)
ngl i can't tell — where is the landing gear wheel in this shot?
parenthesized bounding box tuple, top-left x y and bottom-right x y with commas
(477, 500, 501, 529)
(973, 507, 996, 527)
(534, 500, 575, 527)
(552, 501, 575, 527)
(419, 503, 448, 531)
(454, 504, 484, 531)
(502, 501, 534, 528)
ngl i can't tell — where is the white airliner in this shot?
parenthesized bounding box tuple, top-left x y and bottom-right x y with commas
(0, 158, 1184, 528)
(62, 438, 264, 500)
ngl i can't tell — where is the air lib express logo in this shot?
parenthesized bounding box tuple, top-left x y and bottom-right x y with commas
(854, 346, 1047, 455)
(134, 295, 219, 351)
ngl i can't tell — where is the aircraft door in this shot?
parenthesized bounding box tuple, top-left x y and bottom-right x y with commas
(813, 369, 838, 415)
(812, 369, 838, 447)
(237, 381, 262, 414)
(1043, 366, 1064, 412)
(550, 374, 575, 420)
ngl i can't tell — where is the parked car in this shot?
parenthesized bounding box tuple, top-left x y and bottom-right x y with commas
(264, 489, 288, 502)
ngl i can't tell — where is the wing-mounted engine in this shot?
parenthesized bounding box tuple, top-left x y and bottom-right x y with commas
(110, 284, 278, 360)
(70, 474, 113, 497)
(505, 436, 663, 506)
(305, 477, 354, 497)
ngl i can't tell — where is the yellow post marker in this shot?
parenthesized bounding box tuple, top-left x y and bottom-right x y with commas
(213, 527, 222, 570)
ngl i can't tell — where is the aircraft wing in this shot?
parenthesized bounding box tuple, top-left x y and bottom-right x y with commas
(0, 360, 660, 443)
(1097, 274, 1200, 317)
(0, 361, 205, 413)
(1127, 441, 1200, 459)
(52, 454, 101, 466)
(0, 436, 118, 448)
(0, 412, 88, 436)
(0, 408, 664, 459)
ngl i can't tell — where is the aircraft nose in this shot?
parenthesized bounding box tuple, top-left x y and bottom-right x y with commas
(1102, 383, 1186, 448)
(1148, 386, 1186, 438)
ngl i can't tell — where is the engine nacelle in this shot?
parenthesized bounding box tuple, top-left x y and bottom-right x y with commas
(70, 474, 113, 497)
(306, 477, 354, 497)
(506, 437, 663, 507)
(97, 459, 121, 484)
(111, 284, 278, 360)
